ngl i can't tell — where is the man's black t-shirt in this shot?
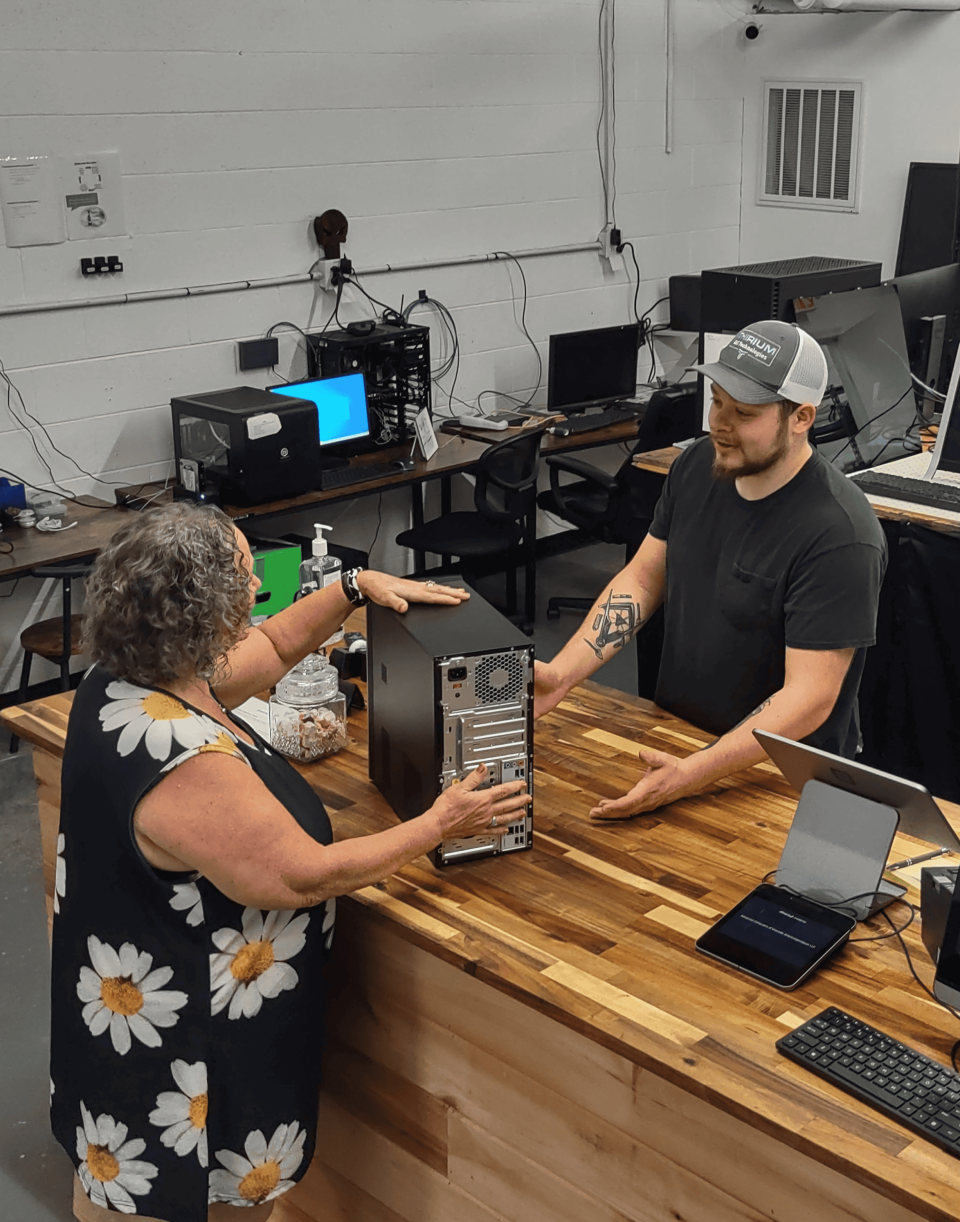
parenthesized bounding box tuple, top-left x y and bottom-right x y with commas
(648, 439, 887, 758)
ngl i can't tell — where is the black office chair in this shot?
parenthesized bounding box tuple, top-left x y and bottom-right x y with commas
(9, 560, 95, 753)
(538, 384, 698, 609)
(394, 424, 546, 627)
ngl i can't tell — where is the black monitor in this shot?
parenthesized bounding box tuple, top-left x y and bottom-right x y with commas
(895, 162, 959, 277)
(269, 372, 372, 468)
(886, 264, 960, 419)
(546, 323, 640, 414)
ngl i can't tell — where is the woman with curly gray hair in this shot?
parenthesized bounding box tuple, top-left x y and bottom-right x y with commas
(52, 503, 529, 1222)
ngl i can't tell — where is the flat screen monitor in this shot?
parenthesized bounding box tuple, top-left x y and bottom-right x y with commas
(546, 323, 640, 413)
(269, 373, 371, 450)
(896, 162, 959, 278)
(886, 264, 960, 419)
(924, 341, 960, 478)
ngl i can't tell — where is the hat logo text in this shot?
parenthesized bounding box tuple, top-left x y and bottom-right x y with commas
(730, 331, 781, 367)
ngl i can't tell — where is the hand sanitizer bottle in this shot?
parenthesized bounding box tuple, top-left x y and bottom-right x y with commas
(298, 523, 344, 647)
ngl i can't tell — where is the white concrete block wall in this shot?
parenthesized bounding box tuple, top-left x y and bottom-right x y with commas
(730, 11, 960, 273)
(0, 0, 746, 694)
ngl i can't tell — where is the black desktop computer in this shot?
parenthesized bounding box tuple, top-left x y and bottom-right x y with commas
(700, 256, 882, 334)
(306, 323, 431, 444)
(367, 589, 533, 868)
(171, 386, 321, 506)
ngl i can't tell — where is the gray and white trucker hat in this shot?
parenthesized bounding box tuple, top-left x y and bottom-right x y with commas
(692, 320, 828, 407)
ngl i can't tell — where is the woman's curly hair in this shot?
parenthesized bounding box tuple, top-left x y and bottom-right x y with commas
(82, 503, 251, 687)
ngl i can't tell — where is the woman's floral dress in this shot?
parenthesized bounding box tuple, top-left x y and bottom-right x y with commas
(50, 666, 335, 1221)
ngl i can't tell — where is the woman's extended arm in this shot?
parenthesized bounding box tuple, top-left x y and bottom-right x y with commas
(134, 755, 530, 910)
(213, 573, 469, 708)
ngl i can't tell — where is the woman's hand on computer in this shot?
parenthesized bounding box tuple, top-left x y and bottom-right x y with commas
(427, 764, 530, 841)
(358, 572, 470, 614)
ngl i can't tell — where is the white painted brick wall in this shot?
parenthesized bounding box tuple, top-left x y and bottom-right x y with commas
(0, 0, 746, 693)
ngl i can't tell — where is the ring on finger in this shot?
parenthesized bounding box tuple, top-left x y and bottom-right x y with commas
(425, 580, 436, 588)
(489, 815, 498, 828)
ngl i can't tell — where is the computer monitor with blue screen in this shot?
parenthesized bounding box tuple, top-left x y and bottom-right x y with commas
(547, 323, 640, 414)
(269, 373, 371, 461)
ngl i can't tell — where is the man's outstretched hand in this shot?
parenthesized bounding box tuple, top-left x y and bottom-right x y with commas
(589, 744, 699, 820)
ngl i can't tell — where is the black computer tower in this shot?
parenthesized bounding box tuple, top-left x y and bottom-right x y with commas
(700, 256, 882, 333)
(306, 323, 431, 443)
(669, 273, 702, 332)
(367, 590, 533, 868)
(921, 865, 958, 964)
(171, 386, 321, 506)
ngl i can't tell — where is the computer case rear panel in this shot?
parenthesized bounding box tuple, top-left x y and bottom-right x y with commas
(367, 591, 533, 868)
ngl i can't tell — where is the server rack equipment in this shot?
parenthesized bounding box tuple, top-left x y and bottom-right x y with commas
(306, 323, 431, 445)
(367, 589, 533, 868)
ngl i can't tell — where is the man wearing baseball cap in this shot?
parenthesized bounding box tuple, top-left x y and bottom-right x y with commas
(535, 319, 887, 819)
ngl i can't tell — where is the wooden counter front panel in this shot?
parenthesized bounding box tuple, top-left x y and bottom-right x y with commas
(276, 905, 921, 1222)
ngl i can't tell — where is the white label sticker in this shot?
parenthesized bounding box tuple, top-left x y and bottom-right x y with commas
(246, 412, 282, 440)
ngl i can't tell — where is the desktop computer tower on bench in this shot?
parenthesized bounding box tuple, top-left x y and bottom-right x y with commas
(367, 590, 533, 868)
(306, 323, 431, 444)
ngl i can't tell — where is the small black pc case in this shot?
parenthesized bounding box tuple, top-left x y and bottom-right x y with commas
(171, 386, 321, 506)
(367, 588, 534, 867)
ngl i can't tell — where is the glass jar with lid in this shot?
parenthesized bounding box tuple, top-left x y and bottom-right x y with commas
(268, 652, 347, 762)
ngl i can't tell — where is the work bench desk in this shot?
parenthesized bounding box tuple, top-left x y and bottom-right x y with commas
(5, 681, 960, 1222)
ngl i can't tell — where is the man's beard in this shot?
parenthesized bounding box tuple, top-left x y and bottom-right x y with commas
(711, 415, 789, 484)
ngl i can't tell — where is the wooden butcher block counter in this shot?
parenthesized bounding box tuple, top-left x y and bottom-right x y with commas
(6, 677, 960, 1222)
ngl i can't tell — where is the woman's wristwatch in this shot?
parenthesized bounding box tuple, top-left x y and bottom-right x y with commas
(341, 568, 368, 607)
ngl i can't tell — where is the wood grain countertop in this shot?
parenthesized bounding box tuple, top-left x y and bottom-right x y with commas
(6, 680, 960, 1219)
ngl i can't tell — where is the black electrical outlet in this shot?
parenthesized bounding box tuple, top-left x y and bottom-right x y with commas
(238, 338, 280, 371)
(80, 255, 123, 275)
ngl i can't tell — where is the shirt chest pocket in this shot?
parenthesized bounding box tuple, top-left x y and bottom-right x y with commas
(718, 563, 780, 631)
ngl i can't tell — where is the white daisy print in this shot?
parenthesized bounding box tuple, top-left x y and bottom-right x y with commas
(149, 1060, 209, 1167)
(75, 1101, 158, 1214)
(210, 908, 309, 1021)
(322, 897, 335, 952)
(99, 679, 226, 761)
(170, 880, 204, 927)
(54, 833, 66, 915)
(77, 936, 188, 1056)
(209, 1122, 306, 1207)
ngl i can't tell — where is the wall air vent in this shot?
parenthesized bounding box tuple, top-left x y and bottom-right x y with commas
(760, 81, 862, 212)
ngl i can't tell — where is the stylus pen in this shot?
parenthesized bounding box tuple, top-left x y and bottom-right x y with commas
(887, 847, 953, 871)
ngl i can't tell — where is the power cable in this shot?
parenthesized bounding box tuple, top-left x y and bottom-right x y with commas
(831, 385, 916, 465)
(0, 358, 128, 504)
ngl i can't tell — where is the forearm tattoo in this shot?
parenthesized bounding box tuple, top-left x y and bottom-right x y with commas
(700, 698, 772, 752)
(733, 697, 772, 730)
(584, 590, 645, 661)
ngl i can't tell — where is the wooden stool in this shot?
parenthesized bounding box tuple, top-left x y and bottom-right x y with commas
(9, 562, 91, 754)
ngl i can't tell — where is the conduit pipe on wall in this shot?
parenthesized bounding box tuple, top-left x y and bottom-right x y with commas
(665, 0, 676, 154)
(0, 242, 603, 321)
(793, 0, 960, 8)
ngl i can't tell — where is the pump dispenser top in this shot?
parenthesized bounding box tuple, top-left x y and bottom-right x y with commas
(298, 522, 344, 646)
